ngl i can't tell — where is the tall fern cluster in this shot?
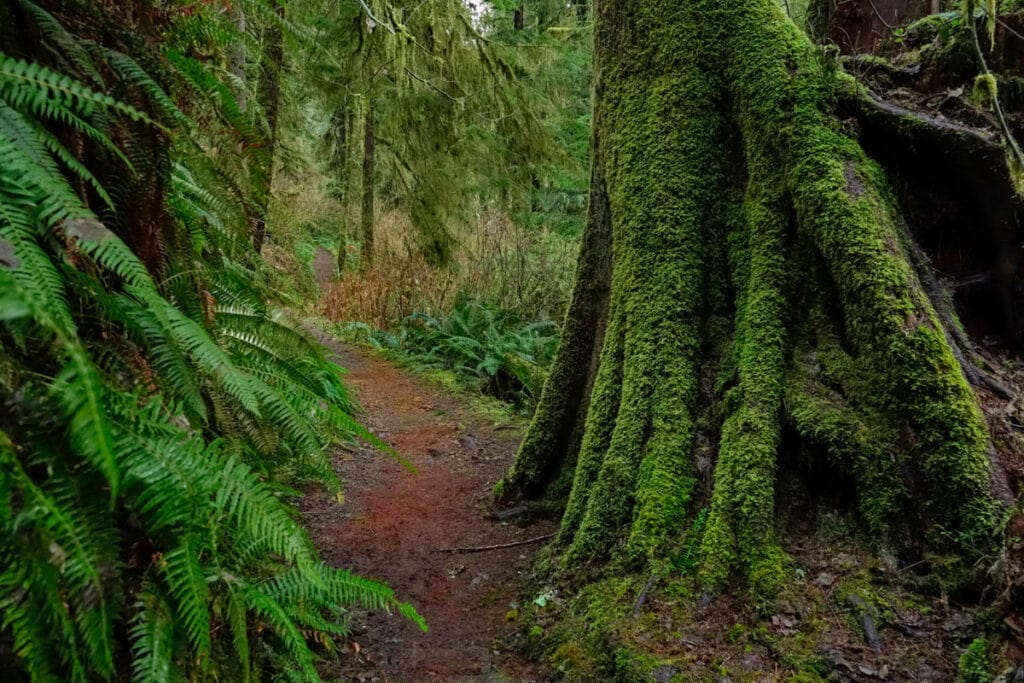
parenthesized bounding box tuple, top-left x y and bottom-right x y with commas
(0, 1, 423, 680)
(343, 301, 558, 405)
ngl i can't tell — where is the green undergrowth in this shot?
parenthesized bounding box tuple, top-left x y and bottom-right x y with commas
(330, 299, 559, 410)
(0, 5, 426, 678)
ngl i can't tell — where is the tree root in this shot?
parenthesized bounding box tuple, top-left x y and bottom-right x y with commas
(840, 75, 1024, 344)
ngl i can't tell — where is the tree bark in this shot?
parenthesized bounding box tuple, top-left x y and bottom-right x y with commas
(360, 103, 375, 268)
(501, 0, 1007, 600)
(252, 2, 285, 254)
(329, 106, 353, 271)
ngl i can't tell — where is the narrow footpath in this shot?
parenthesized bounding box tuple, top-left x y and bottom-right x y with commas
(300, 338, 555, 682)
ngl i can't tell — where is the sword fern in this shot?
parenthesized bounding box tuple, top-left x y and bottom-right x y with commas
(0, 2, 424, 680)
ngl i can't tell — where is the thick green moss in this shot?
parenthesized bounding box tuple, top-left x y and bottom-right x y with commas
(956, 637, 993, 683)
(698, 15, 795, 593)
(558, 0, 723, 567)
(557, 299, 625, 548)
(785, 369, 903, 534)
(500, 0, 1002, 604)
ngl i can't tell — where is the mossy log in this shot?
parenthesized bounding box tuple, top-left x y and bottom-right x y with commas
(498, 0, 1010, 600)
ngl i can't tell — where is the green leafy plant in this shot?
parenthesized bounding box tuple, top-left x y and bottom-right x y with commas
(670, 507, 709, 576)
(956, 637, 992, 683)
(0, 2, 423, 680)
(395, 301, 559, 405)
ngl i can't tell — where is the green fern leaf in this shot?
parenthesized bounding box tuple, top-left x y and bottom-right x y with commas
(161, 535, 212, 659)
(130, 587, 184, 683)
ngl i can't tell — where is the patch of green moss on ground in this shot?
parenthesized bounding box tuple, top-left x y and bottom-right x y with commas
(515, 573, 651, 680)
(956, 636, 1001, 683)
(412, 368, 525, 424)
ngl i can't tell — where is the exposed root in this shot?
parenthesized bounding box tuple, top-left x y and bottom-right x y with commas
(501, 0, 1011, 604)
(840, 74, 1024, 344)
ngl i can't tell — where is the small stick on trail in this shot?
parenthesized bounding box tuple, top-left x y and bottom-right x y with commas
(434, 533, 555, 554)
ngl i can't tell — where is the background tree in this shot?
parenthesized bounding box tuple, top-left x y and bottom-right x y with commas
(252, 0, 287, 253)
(291, 0, 563, 267)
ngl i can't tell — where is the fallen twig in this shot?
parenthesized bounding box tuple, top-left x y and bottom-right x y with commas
(434, 533, 555, 553)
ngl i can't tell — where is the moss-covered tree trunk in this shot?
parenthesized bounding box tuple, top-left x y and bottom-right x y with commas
(361, 103, 375, 268)
(252, 2, 285, 254)
(500, 0, 1008, 598)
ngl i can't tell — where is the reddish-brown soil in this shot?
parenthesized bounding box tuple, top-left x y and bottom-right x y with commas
(312, 248, 336, 290)
(299, 338, 555, 682)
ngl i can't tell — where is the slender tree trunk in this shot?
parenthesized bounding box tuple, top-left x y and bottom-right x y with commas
(360, 104, 375, 268)
(329, 106, 353, 271)
(252, 3, 285, 254)
(500, 0, 1007, 600)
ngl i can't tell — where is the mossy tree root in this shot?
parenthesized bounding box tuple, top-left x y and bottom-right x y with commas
(500, 0, 1008, 600)
(496, 99, 613, 503)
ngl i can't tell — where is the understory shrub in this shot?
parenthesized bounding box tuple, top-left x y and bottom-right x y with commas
(339, 300, 559, 406)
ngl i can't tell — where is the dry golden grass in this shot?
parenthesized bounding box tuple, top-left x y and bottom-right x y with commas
(319, 208, 576, 327)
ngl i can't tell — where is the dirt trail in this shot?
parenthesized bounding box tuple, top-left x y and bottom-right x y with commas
(300, 337, 554, 682)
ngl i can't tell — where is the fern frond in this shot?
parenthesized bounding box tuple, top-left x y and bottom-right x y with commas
(3, 451, 118, 677)
(0, 222, 75, 337)
(53, 344, 119, 497)
(263, 563, 427, 633)
(104, 49, 191, 130)
(0, 556, 76, 681)
(16, 0, 105, 87)
(0, 130, 94, 227)
(214, 455, 316, 568)
(240, 583, 318, 681)
(130, 586, 185, 683)
(224, 582, 252, 682)
(109, 294, 208, 422)
(113, 407, 212, 533)
(0, 52, 158, 127)
(163, 50, 267, 166)
(0, 103, 114, 208)
(161, 534, 211, 659)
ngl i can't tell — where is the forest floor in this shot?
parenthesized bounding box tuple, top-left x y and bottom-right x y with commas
(299, 337, 555, 682)
(293, 327, 1023, 682)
